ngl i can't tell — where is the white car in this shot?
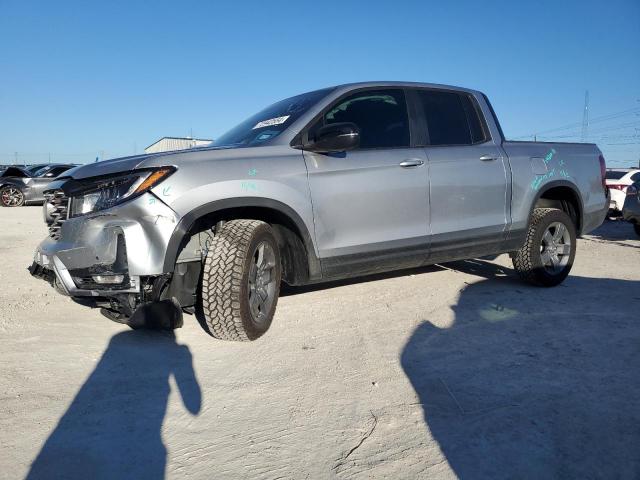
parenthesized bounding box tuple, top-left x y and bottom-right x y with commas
(606, 168, 640, 212)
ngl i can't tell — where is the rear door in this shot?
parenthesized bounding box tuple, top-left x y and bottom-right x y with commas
(302, 88, 430, 275)
(412, 89, 509, 256)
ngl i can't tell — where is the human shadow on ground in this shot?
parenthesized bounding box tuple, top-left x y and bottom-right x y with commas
(401, 260, 640, 479)
(26, 330, 201, 480)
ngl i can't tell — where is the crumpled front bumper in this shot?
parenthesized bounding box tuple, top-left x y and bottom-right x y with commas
(29, 193, 181, 297)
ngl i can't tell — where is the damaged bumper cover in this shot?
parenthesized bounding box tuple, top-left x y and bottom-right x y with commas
(29, 193, 180, 298)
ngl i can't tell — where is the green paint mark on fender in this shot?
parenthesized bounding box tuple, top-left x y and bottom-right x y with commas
(241, 181, 258, 192)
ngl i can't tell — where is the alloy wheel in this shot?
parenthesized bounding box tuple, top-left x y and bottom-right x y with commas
(540, 221, 571, 274)
(1, 188, 24, 207)
(247, 241, 277, 324)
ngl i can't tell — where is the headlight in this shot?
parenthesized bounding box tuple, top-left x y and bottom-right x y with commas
(67, 167, 175, 217)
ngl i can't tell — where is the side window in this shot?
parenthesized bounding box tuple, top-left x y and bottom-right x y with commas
(318, 89, 410, 149)
(417, 90, 487, 146)
(630, 172, 640, 182)
(460, 95, 488, 144)
(47, 167, 66, 177)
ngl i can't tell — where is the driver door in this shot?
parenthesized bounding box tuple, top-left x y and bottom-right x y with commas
(302, 88, 430, 277)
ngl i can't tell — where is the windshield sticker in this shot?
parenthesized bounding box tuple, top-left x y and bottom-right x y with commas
(252, 115, 290, 130)
(256, 132, 275, 141)
(248, 168, 258, 176)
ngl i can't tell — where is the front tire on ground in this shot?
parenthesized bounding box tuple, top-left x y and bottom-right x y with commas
(0, 186, 25, 207)
(196, 219, 282, 341)
(512, 208, 576, 287)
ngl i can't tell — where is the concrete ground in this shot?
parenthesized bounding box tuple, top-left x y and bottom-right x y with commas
(0, 206, 638, 479)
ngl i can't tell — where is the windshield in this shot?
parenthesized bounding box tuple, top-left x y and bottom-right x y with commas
(213, 88, 334, 148)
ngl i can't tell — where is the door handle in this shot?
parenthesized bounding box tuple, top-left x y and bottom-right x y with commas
(399, 159, 425, 168)
(479, 155, 498, 161)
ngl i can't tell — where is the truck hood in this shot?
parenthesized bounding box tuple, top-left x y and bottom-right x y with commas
(60, 154, 156, 180)
(60, 145, 272, 180)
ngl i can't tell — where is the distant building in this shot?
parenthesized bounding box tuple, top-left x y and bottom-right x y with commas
(144, 137, 213, 154)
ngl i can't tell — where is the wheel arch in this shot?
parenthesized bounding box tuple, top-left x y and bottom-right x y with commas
(530, 181, 584, 234)
(164, 197, 321, 284)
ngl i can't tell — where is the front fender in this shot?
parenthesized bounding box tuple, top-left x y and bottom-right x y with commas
(162, 195, 320, 279)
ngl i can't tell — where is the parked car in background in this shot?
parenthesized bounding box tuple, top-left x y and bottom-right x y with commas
(0, 164, 77, 207)
(0, 165, 32, 179)
(606, 168, 640, 213)
(29, 82, 609, 341)
(622, 181, 640, 237)
(25, 163, 51, 174)
(0, 163, 54, 174)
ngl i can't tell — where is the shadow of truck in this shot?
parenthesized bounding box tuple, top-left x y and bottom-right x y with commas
(402, 260, 640, 479)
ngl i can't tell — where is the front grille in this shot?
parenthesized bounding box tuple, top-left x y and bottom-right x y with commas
(44, 190, 69, 240)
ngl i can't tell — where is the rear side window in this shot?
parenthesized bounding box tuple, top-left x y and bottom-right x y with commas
(460, 95, 487, 143)
(630, 172, 640, 182)
(316, 89, 410, 149)
(416, 90, 487, 146)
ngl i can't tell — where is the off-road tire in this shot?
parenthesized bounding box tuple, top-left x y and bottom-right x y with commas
(196, 219, 281, 341)
(634, 224, 640, 237)
(0, 186, 25, 207)
(512, 208, 576, 287)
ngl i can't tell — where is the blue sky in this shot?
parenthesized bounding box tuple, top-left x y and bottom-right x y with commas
(0, 0, 638, 167)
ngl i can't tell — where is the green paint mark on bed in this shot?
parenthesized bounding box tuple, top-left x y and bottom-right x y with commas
(544, 148, 556, 164)
(531, 168, 556, 191)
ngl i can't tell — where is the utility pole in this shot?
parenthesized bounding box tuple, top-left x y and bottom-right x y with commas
(581, 90, 589, 142)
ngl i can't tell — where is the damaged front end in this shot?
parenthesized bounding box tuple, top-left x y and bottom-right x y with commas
(29, 169, 202, 327)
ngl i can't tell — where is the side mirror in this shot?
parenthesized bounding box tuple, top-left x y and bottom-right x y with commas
(305, 122, 360, 153)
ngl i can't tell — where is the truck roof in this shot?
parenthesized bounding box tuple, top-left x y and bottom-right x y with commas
(331, 81, 481, 95)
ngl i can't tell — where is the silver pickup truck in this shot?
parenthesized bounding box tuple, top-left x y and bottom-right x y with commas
(29, 82, 609, 341)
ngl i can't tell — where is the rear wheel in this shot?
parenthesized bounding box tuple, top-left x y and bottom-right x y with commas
(512, 208, 576, 287)
(0, 187, 25, 207)
(196, 219, 281, 341)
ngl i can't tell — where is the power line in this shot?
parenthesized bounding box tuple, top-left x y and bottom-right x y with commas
(537, 120, 640, 139)
(512, 106, 640, 139)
